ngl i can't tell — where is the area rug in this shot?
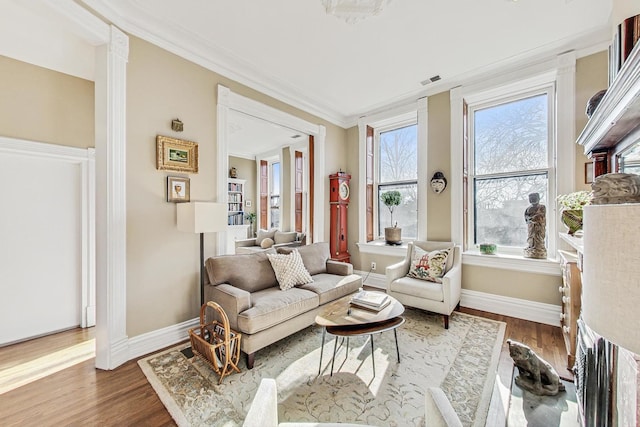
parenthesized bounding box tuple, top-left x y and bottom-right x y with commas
(138, 309, 505, 427)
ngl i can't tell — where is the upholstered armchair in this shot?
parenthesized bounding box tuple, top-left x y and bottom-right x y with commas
(385, 241, 461, 329)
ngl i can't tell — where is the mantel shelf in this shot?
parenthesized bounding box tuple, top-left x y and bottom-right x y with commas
(577, 41, 640, 155)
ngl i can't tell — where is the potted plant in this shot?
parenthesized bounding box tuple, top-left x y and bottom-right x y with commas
(380, 190, 402, 244)
(556, 190, 592, 235)
(245, 212, 257, 237)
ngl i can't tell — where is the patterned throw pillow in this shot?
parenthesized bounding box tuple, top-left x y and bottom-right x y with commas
(407, 246, 453, 283)
(267, 249, 313, 290)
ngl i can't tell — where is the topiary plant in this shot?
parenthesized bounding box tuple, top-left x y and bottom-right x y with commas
(380, 190, 402, 228)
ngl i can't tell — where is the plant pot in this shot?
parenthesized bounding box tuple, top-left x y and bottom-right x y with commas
(561, 209, 583, 235)
(384, 227, 402, 245)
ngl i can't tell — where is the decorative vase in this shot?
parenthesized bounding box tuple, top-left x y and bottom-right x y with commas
(384, 226, 402, 245)
(561, 209, 583, 235)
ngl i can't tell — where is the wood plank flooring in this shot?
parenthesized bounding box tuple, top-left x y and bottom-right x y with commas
(0, 308, 570, 426)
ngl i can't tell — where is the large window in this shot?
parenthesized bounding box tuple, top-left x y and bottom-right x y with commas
(377, 124, 418, 239)
(469, 90, 554, 254)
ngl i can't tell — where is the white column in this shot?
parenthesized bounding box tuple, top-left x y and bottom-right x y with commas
(94, 25, 129, 370)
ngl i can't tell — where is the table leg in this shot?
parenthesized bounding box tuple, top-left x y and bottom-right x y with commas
(318, 327, 326, 375)
(370, 334, 375, 377)
(394, 328, 400, 363)
(331, 335, 338, 376)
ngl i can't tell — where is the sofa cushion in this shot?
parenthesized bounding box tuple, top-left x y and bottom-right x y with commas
(278, 242, 330, 275)
(237, 287, 319, 334)
(390, 276, 444, 302)
(267, 250, 313, 291)
(205, 250, 278, 293)
(256, 228, 277, 246)
(260, 238, 274, 249)
(299, 273, 361, 305)
(274, 231, 297, 245)
(407, 246, 452, 283)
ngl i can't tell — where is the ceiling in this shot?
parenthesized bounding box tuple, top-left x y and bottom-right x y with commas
(228, 111, 305, 158)
(81, 0, 614, 127)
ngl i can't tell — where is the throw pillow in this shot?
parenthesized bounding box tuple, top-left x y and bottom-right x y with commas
(255, 228, 277, 246)
(407, 246, 453, 283)
(267, 249, 313, 290)
(260, 238, 274, 249)
(274, 231, 297, 244)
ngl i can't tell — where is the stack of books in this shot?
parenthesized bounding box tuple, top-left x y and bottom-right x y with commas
(350, 290, 390, 312)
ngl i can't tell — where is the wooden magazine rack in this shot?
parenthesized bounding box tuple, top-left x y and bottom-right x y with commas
(188, 301, 242, 383)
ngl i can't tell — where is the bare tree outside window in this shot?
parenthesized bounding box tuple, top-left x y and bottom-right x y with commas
(472, 94, 549, 247)
(378, 124, 418, 238)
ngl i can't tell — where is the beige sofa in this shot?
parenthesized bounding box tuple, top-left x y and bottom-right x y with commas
(204, 242, 361, 368)
(235, 229, 306, 254)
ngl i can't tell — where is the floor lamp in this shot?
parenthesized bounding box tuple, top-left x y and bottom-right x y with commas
(177, 202, 227, 306)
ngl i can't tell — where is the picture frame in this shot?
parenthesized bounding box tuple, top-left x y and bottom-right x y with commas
(167, 176, 190, 203)
(585, 162, 594, 184)
(156, 135, 198, 173)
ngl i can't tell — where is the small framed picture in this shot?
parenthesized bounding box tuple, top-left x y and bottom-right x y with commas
(585, 162, 594, 184)
(245, 200, 252, 208)
(167, 176, 190, 203)
(156, 135, 198, 173)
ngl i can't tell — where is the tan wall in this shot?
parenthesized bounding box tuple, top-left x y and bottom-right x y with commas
(0, 55, 94, 148)
(344, 52, 607, 306)
(126, 36, 347, 337)
(575, 51, 608, 191)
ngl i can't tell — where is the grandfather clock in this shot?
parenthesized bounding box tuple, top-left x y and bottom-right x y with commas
(329, 172, 351, 263)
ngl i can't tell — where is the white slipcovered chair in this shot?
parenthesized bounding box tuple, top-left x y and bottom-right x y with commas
(243, 379, 462, 426)
(385, 241, 462, 329)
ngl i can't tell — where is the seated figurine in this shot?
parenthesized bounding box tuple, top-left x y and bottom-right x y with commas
(507, 339, 565, 396)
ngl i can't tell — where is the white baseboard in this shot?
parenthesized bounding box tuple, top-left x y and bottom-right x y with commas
(356, 270, 386, 289)
(461, 289, 561, 326)
(128, 317, 199, 360)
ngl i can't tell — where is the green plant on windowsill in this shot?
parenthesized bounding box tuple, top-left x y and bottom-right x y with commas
(380, 190, 402, 244)
(556, 191, 592, 235)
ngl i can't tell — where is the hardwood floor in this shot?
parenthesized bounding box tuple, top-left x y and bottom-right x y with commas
(0, 308, 570, 426)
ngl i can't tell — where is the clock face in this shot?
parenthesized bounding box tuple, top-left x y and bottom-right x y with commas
(339, 182, 349, 200)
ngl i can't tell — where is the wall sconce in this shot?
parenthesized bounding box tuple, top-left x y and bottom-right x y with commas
(430, 172, 447, 194)
(171, 118, 184, 132)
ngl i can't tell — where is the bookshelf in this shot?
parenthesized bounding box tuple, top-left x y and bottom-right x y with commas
(227, 178, 245, 226)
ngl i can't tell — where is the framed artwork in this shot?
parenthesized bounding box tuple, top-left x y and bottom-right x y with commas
(156, 135, 198, 173)
(585, 162, 594, 184)
(167, 176, 190, 203)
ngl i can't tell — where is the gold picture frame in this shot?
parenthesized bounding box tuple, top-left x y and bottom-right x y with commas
(167, 176, 190, 203)
(156, 135, 198, 173)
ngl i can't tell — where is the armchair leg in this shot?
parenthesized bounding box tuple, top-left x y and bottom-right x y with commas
(246, 352, 255, 369)
(443, 315, 449, 329)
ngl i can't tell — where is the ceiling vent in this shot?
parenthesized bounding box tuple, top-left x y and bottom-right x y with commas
(291, 134, 302, 139)
(421, 75, 441, 86)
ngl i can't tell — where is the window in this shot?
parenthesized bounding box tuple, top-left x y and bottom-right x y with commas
(377, 124, 418, 239)
(468, 89, 555, 255)
(270, 161, 280, 228)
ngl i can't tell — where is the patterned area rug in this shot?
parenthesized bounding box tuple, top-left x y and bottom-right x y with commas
(138, 309, 505, 427)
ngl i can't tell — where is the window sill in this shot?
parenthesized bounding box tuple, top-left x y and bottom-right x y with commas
(463, 251, 560, 276)
(356, 240, 409, 256)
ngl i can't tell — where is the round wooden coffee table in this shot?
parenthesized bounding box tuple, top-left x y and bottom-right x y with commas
(315, 292, 405, 376)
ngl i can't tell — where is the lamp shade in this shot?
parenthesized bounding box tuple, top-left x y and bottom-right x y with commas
(582, 204, 640, 355)
(177, 202, 227, 234)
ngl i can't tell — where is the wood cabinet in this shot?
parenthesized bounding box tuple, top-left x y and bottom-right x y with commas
(329, 172, 350, 263)
(558, 249, 582, 369)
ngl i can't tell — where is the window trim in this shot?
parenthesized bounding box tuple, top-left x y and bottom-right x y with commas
(467, 85, 557, 257)
(357, 99, 428, 245)
(450, 52, 576, 272)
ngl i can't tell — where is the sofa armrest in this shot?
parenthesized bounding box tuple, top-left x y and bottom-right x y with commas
(326, 260, 353, 276)
(206, 284, 251, 331)
(243, 379, 278, 427)
(385, 259, 410, 290)
(424, 387, 463, 427)
(441, 262, 462, 311)
(235, 238, 258, 248)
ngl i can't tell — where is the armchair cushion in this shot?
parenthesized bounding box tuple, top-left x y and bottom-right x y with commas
(407, 246, 453, 283)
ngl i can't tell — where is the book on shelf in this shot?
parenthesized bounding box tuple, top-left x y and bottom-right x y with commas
(350, 290, 389, 309)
